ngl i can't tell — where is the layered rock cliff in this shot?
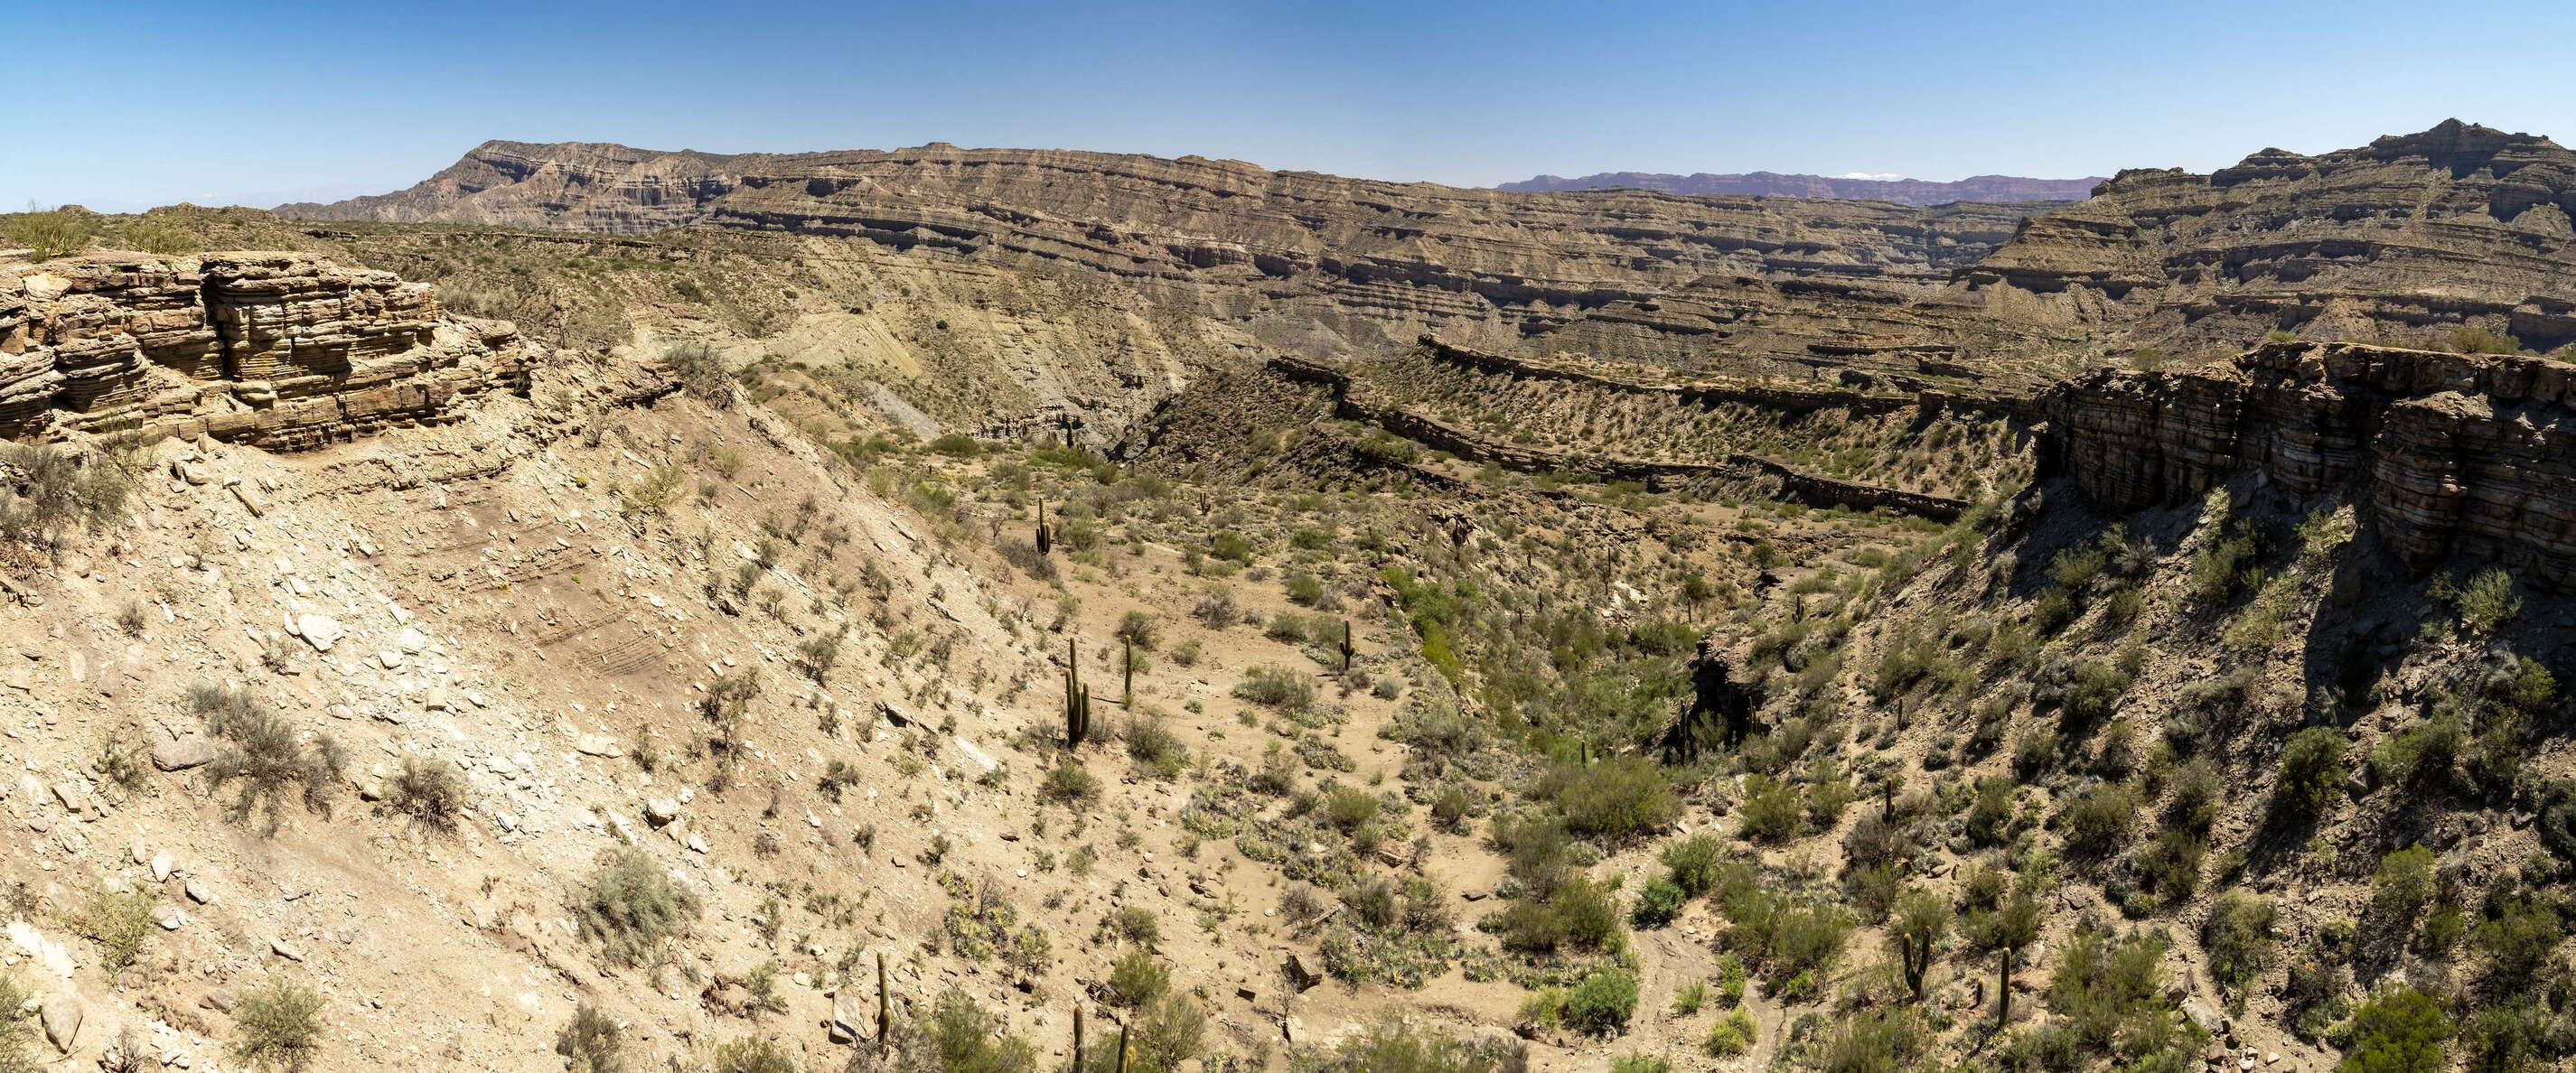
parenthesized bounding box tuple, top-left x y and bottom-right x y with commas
(1968, 119, 2576, 353)
(2042, 340, 2576, 584)
(1497, 170, 2103, 204)
(278, 141, 2074, 383)
(0, 251, 529, 447)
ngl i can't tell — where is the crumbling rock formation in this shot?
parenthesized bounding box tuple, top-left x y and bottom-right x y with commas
(2042, 341, 2576, 585)
(0, 251, 528, 448)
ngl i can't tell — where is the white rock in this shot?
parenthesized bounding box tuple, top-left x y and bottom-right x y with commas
(295, 614, 345, 652)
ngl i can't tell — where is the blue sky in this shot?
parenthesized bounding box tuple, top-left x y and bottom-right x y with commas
(14, 0, 2576, 210)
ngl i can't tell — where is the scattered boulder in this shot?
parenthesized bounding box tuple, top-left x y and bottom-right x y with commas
(41, 993, 81, 1053)
(151, 735, 215, 772)
(294, 614, 345, 652)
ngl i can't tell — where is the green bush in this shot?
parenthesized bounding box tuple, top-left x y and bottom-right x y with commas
(925, 988, 1039, 1073)
(572, 848, 701, 967)
(1041, 759, 1100, 806)
(2202, 889, 2277, 998)
(1705, 1006, 1757, 1056)
(1296, 1017, 1526, 1072)
(1106, 948, 1170, 1009)
(2059, 780, 2137, 857)
(1738, 774, 1803, 842)
(1560, 966, 1639, 1038)
(1233, 666, 1315, 710)
(1631, 877, 1685, 928)
(2341, 987, 2452, 1073)
(711, 1037, 794, 1073)
(231, 979, 325, 1071)
(2276, 726, 2348, 824)
(664, 343, 735, 406)
(74, 886, 157, 971)
(2368, 846, 2437, 928)
(1661, 835, 1724, 897)
(1541, 755, 1676, 843)
(2, 207, 92, 259)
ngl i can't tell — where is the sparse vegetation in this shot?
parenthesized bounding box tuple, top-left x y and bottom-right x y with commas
(572, 848, 702, 967)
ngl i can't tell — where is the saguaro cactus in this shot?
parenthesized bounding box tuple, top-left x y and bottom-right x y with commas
(1064, 638, 1092, 746)
(1122, 638, 1135, 707)
(876, 951, 889, 1054)
(1336, 618, 1355, 673)
(1035, 498, 1053, 555)
(1073, 1004, 1087, 1070)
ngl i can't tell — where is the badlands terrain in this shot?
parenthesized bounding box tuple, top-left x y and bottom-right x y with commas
(2, 119, 2575, 1073)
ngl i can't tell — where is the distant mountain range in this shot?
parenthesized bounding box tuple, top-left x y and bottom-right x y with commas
(1494, 170, 2104, 205)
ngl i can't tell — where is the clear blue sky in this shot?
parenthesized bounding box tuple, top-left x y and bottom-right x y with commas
(16, 0, 2576, 210)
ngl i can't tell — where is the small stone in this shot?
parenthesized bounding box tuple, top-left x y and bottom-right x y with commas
(40, 994, 80, 1053)
(295, 614, 344, 652)
(185, 878, 216, 905)
(150, 735, 213, 771)
(270, 938, 304, 962)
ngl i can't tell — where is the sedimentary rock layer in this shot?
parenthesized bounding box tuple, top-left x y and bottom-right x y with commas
(2041, 341, 2576, 584)
(280, 141, 2070, 381)
(0, 251, 528, 447)
(1497, 171, 2103, 205)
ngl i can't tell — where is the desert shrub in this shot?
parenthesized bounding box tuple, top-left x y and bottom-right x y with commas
(1123, 714, 1187, 779)
(2471, 890, 2565, 994)
(1233, 666, 1315, 710)
(0, 972, 33, 1073)
(2341, 987, 2452, 1073)
(2, 207, 92, 259)
(711, 1038, 794, 1073)
(1631, 877, 1685, 928)
(1560, 966, 1639, 1038)
(2439, 567, 2521, 635)
(1296, 1017, 1527, 1073)
(925, 988, 1038, 1073)
(1540, 755, 1675, 843)
(572, 848, 702, 967)
(665, 343, 735, 406)
(1192, 589, 1241, 628)
(75, 886, 156, 971)
(1105, 949, 1170, 1009)
(2284, 958, 2352, 1044)
(196, 684, 344, 833)
(2369, 846, 2438, 928)
(230, 979, 325, 1071)
(1968, 776, 2018, 846)
(2135, 829, 2204, 903)
(1705, 1006, 1757, 1056)
(1265, 612, 1311, 643)
(1738, 774, 1803, 842)
(1111, 905, 1162, 946)
(1662, 834, 1724, 897)
(2189, 530, 2262, 604)
(2054, 659, 2131, 730)
(1210, 531, 1255, 564)
(1041, 759, 1100, 806)
(2460, 1004, 2543, 1073)
(1116, 611, 1161, 650)
(1092, 991, 1204, 1073)
(556, 1004, 625, 1073)
(2202, 889, 2276, 998)
(928, 433, 982, 457)
(1816, 1009, 1928, 1073)
(2059, 780, 2137, 857)
(2276, 727, 2348, 824)
(2012, 727, 2060, 778)
(2167, 758, 2222, 832)
(1284, 572, 1326, 606)
(385, 755, 469, 834)
(0, 442, 136, 546)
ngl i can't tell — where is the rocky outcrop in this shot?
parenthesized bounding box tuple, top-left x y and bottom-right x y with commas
(0, 251, 529, 447)
(1499, 171, 2103, 205)
(1964, 120, 2576, 353)
(1275, 353, 1973, 521)
(2042, 341, 2576, 584)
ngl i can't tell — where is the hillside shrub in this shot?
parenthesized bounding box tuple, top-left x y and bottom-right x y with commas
(196, 684, 345, 834)
(2340, 987, 2452, 1073)
(2276, 727, 2347, 824)
(230, 979, 325, 1071)
(1560, 966, 1639, 1037)
(572, 848, 701, 967)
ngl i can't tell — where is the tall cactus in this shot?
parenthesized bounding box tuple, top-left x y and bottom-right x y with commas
(876, 950, 889, 1054)
(1035, 498, 1053, 555)
(1116, 1024, 1132, 1073)
(1064, 637, 1091, 747)
(1336, 618, 1354, 673)
(1073, 1003, 1087, 1070)
(1122, 638, 1134, 707)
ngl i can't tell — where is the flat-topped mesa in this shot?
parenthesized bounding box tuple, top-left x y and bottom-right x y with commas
(2041, 341, 2576, 585)
(0, 250, 528, 447)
